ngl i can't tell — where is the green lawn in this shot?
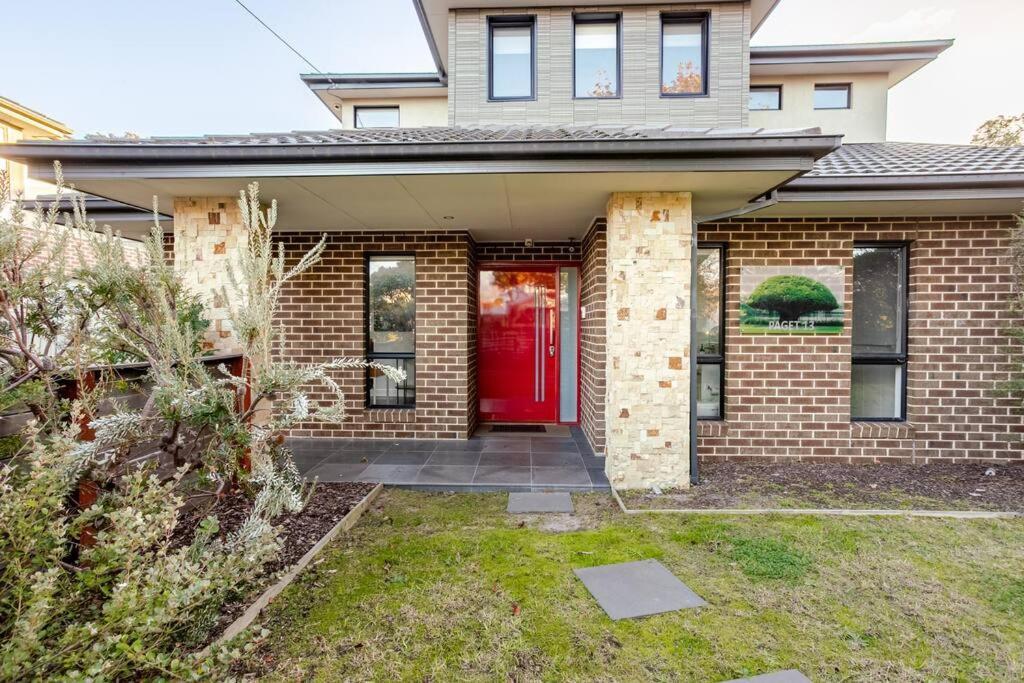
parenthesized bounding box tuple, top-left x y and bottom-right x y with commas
(251, 491, 1024, 682)
(739, 323, 845, 335)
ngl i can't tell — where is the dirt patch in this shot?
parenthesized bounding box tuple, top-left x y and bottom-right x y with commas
(619, 461, 1024, 512)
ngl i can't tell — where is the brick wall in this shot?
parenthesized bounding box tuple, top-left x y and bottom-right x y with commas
(277, 231, 475, 439)
(697, 215, 1024, 463)
(466, 235, 479, 437)
(580, 222, 607, 454)
(476, 240, 581, 262)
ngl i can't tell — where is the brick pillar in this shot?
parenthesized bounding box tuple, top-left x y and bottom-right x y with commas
(605, 192, 694, 489)
(172, 197, 247, 353)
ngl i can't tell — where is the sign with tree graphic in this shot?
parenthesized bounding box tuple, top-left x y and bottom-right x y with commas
(739, 265, 844, 334)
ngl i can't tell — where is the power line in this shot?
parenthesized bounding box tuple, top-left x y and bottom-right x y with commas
(231, 0, 325, 75)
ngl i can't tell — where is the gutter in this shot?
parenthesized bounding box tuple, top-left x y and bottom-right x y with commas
(411, 0, 448, 83)
(0, 135, 842, 167)
(786, 172, 1024, 192)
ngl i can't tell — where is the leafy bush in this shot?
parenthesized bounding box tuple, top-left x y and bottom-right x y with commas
(0, 423, 278, 680)
(745, 275, 838, 322)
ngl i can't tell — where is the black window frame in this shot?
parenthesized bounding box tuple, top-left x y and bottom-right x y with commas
(851, 242, 909, 422)
(697, 243, 726, 420)
(749, 84, 783, 111)
(365, 253, 417, 409)
(659, 12, 710, 98)
(572, 12, 622, 100)
(488, 15, 537, 102)
(814, 83, 852, 110)
(353, 105, 400, 129)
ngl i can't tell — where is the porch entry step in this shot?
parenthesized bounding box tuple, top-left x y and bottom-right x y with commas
(508, 492, 574, 513)
(721, 671, 811, 683)
(476, 423, 572, 438)
(490, 424, 547, 433)
(574, 559, 707, 620)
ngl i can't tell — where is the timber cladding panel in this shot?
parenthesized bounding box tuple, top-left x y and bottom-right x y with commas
(698, 215, 1024, 463)
(448, 3, 750, 127)
(275, 231, 475, 439)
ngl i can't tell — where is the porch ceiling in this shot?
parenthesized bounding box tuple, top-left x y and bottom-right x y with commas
(56, 170, 797, 241)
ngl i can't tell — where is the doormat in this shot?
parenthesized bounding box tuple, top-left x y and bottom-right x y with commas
(490, 424, 546, 433)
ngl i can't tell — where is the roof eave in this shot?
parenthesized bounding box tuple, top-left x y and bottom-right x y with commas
(0, 134, 842, 168)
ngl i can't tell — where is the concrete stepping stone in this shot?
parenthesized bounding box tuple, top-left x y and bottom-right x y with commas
(574, 559, 706, 620)
(508, 491, 574, 513)
(722, 671, 811, 683)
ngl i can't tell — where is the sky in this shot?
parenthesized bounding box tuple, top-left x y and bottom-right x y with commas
(1, 0, 1022, 143)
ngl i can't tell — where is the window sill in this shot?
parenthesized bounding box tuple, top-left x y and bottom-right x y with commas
(850, 421, 915, 440)
(363, 407, 417, 423)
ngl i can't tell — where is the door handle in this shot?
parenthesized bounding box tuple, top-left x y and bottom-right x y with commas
(549, 344, 555, 358)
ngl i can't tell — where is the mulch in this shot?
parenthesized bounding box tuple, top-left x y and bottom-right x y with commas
(172, 481, 377, 640)
(621, 461, 1024, 512)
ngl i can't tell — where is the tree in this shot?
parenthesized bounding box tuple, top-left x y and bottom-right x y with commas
(369, 262, 415, 332)
(0, 165, 103, 426)
(745, 275, 838, 323)
(972, 114, 1024, 147)
(662, 61, 702, 95)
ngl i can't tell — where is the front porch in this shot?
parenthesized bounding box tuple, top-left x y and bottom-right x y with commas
(290, 426, 610, 490)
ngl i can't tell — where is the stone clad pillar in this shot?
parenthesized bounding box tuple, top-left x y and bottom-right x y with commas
(172, 197, 247, 353)
(604, 192, 694, 489)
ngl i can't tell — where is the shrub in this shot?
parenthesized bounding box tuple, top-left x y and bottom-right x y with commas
(0, 177, 406, 679)
(0, 421, 278, 680)
(745, 275, 838, 322)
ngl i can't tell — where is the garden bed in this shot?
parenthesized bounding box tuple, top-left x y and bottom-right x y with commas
(619, 461, 1024, 512)
(174, 481, 377, 637)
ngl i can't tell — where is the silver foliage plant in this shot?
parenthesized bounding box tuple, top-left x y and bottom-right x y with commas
(220, 182, 404, 512)
(0, 172, 404, 678)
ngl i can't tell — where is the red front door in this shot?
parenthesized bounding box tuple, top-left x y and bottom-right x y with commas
(478, 268, 558, 422)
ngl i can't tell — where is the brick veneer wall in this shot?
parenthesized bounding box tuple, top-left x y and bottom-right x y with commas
(476, 240, 582, 262)
(277, 231, 476, 439)
(580, 222, 608, 454)
(697, 215, 1024, 463)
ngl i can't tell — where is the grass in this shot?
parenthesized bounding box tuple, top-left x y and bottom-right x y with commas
(252, 491, 1024, 682)
(739, 323, 844, 335)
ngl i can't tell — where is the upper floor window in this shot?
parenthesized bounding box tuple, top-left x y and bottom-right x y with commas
(354, 106, 399, 128)
(749, 85, 782, 111)
(852, 244, 907, 420)
(814, 83, 851, 110)
(574, 13, 620, 98)
(660, 13, 708, 97)
(489, 16, 535, 101)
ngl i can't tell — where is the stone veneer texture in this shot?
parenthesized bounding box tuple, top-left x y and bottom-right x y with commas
(172, 197, 246, 352)
(605, 192, 694, 489)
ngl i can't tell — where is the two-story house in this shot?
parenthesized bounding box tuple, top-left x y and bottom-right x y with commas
(3, 0, 1023, 491)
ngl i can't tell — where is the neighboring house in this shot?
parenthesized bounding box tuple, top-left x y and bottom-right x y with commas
(3, 0, 1023, 490)
(0, 96, 156, 266)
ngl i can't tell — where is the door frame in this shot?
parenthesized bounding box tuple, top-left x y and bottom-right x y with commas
(477, 260, 582, 425)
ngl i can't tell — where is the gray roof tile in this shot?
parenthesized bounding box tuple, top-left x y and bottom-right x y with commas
(72, 125, 822, 146)
(807, 142, 1024, 177)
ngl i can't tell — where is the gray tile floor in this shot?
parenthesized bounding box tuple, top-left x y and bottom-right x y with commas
(290, 426, 609, 491)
